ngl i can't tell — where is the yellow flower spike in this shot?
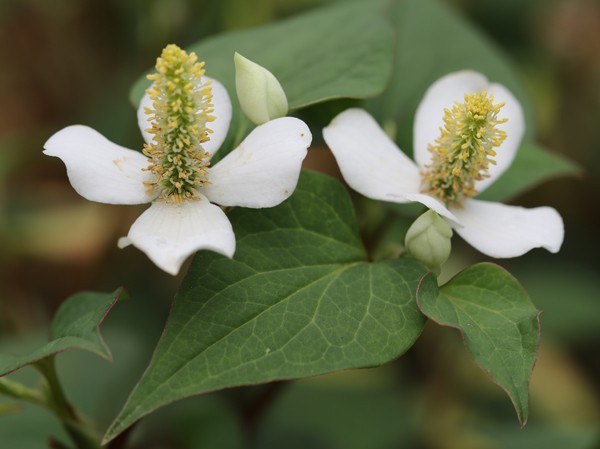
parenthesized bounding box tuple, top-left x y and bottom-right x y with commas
(143, 44, 214, 203)
(420, 91, 507, 206)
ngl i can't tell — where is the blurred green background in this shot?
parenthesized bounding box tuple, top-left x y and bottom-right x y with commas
(1, 0, 599, 448)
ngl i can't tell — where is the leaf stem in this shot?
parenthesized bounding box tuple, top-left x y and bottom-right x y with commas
(34, 357, 102, 449)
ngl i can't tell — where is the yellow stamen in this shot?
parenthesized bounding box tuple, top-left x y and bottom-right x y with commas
(420, 91, 507, 206)
(143, 44, 214, 203)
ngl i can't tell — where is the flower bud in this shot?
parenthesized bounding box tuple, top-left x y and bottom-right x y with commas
(234, 52, 288, 125)
(405, 210, 453, 270)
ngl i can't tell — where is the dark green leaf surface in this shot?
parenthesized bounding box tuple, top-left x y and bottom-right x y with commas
(0, 289, 124, 377)
(104, 171, 433, 442)
(130, 0, 393, 111)
(417, 263, 540, 425)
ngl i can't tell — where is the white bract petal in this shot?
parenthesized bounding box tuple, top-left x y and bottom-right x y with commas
(323, 109, 459, 224)
(403, 193, 460, 225)
(137, 76, 232, 158)
(449, 199, 564, 258)
(413, 71, 488, 169)
(323, 108, 422, 201)
(118, 195, 236, 275)
(202, 117, 311, 208)
(137, 92, 153, 145)
(43, 125, 155, 205)
(202, 77, 232, 157)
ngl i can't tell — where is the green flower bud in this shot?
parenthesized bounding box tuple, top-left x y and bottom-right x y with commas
(234, 52, 288, 125)
(405, 210, 453, 270)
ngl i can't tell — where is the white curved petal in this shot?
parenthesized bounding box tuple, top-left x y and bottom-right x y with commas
(450, 199, 564, 258)
(202, 117, 311, 208)
(137, 91, 153, 144)
(413, 71, 489, 169)
(404, 193, 460, 226)
(118, 195, 235, 275)
(43, 125, 155, 204)
(475, 82, 525, 193)
(203, 77, 232, 155)
(137, 76, 232, 157)
(323, 108, 424, 203)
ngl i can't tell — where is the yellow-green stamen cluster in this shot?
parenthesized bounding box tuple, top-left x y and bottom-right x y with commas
(421, 91, 507, 206)
(143, 44, 215, 203)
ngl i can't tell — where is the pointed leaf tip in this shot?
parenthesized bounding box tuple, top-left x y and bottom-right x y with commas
(417, 262, 539, 425)
(0, 288, 125, 378)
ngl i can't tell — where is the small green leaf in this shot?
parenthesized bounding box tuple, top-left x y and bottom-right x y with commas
(103, 171, 434, 443)
(0, 289, 124, 377)
(417, 263, 540, 425)
(130, 0, 393, 111)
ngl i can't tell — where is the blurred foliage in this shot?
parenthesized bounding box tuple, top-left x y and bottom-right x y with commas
(1, 0, 599, 447)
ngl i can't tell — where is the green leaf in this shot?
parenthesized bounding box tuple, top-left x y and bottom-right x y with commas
(417, 263, 540, 426)
(103, 171, 433, 443)
(0, 289, 124, 377)
(366, 0, 577, 201)
(130, 1, 393, 112)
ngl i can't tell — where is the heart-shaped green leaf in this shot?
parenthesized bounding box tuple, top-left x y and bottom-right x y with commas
(130, 0, 393, 111)
(0, 289, 124, 377)
(103, 171, 434, 443)
(417, 263, 540, 425)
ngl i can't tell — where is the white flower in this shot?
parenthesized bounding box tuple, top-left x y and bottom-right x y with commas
(323, 71, 563, 258)
(44, 45, 311, 275)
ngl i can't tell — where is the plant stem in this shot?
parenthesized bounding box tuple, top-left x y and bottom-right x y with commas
(35, 357, 102, 449)
(0, 376, 45, 404)
(241, 381, 286, 444)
